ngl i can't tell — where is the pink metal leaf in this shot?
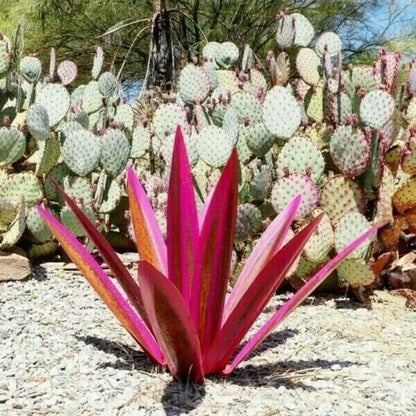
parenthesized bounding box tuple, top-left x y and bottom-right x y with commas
(50, 177, 148, 322)
(190, 149, 239, 354)
(223, 224, 382, 374)
(204, 214, 323, 374)
(138, 261, 204, 383)
(127, 168, 167, 275)
(224, 195, 301, 322)
(167, 127, 199, 304)
(37, 206, 165, 365)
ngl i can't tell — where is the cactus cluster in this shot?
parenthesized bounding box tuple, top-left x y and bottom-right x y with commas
(1, 9, 416, 301)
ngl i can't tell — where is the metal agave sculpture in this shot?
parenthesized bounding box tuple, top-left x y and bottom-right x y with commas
(38, 127, 380, 383)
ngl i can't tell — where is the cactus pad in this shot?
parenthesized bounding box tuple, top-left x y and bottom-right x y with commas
(36, 83, 70, 126)
(242, 123, 275, 157)
(335, 212, 372, 259)
(401, 137, 416, 175)
(230, 92, 262, 124)
(315, 32, 342, 57)
(296, 48, 321, 86)
(0, 172, 42, 208)
(57, 60, 78, 85)
(303, 210, 334, 263)
(178, 64, 211, 104)
(153, 103, 189, 139)
(359, 89, 395, 128)
(0, 127, 26, 166)
(263, 86, 301, 138)
(62, 130, 101, 176)
(26, 206, 53, 242)
(320, 176, 366, 225)
(330, 125, 371, 177)
(235, 203, 263, 241)
(197, 126, 232, 167)
(26, 104, 51, 140)
(276, 136, 325, 184)
(337, 258, 376, 288)
(100, 129, 131, 177)
(293, 13, 315, 47)
(217, 42, 240, 69)
(271, 173, 319, 220)
(20, 56, 42, 83)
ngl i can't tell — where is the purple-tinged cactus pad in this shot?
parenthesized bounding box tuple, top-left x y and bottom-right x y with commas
(271, 173, 319, 220)
(330, 125, 371, 177)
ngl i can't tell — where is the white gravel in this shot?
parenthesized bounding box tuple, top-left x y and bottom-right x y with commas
(0, 265, 415, 415)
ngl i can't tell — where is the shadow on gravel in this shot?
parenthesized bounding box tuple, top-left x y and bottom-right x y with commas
(236, 329, 298, 360)
(226, 358, 356, 390)
(162, 381, 206, 415)
(75, 335, 155, 372)
(25, 266, 49, 282)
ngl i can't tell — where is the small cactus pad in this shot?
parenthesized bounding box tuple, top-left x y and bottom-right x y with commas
(315, 32, 342, 57)
(131, 125, 151, 159)
(359, 90, 395, 128)
(35, 134, 61, 176)
(271, 173, 319, 220)
(0, 127, 26, 166)
(230, 92, 262, 124)
(320, 176, 366, 226)
(60, 204, 96, 237)
(100, 129, 130, 177)
(36, 83, 70, 127)
(303, 210, 334, 263)
(92, 45, 104, 80)
(249, 163, 273, 201)
(196, 126, 232, 167)
(178, 64, 211, 104)
(217, 42, 240, 69)
(276, 14, 295, 50)
(202, 42, 221, 62)
(330, 126, 371, 177)
(235, 203, 263, 241)
(243, 123, 275, 157)
(82, 81, 103, 114)
(98, 71, 117, 97)
(114, 104, 134, 131)
(99, 179, 122, 214)
(276, 136, 325, 184)
(20, 56, 42, 83)
(263, 86, 301, 138)
(296, 48, 321, 86)
(392, 177, 416, 213)
(26, 104, 51, 140)
(0, 199, 25, 249)
(57, 60, 78, 85)
(62, 130, 101, 176)
(337, 258, 376, 288)
(0, 172, 42, 208)
(26, 206, 53, 242)
(28, 241, 58, 261)
(153, 103, 189, 139)
(292, 13, 315, 46)
(222, 107, 239, 146)
(335, 212, 372, 259)
(344, 66, 377, 97)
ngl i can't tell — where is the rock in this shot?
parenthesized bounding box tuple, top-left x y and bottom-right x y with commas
(0, 249, 32, 282)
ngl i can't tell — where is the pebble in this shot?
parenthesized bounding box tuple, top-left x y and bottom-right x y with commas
(0, 266, 415, 415)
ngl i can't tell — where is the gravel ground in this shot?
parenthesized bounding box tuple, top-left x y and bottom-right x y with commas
(0, 265, 415, 416)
